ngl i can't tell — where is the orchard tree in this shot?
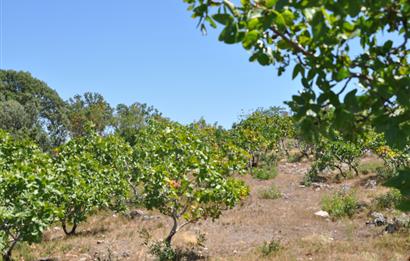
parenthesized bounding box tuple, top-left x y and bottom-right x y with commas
(231, 107, 292, 169)
(132, 119, 249, 247)
(189, 118, 250, 174)
(0, 70, 69, 149)
(183, 0, 410, 149)
(52, 130, 132, 235)
(0, 131, 57, 261)
(309, 137, 364, 179)
(66, 92, 113, 137)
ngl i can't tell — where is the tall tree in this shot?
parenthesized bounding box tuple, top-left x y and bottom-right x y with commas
(66, 92, 113, 137)
(0, 70, 68, 150)
(183, 0, 410, 149)
(113, 102, 161, 145)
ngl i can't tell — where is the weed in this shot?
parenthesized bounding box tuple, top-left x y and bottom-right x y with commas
(376, 166, 397, 181)
(259, 184, 282, 200)
(259, 239, 281, 256)
(322, 191, 358, 219)
(374, 189, 403, 210)
(253, 166, 278, 180)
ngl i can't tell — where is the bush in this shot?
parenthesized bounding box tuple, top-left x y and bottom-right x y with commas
(322, 191, 358, 219)
(376, 166, 398, 181)
(358, 161, 385, 175)
(259, 239, 281, 256)
(253, 166, 278, 180)
(374, 189, 403, 210)
(259, 184, 282, 200)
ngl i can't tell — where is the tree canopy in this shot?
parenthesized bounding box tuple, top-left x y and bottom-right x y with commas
(183, 0, 410, 149)
(66, 92, 113, 137)
(0, 70, 69, 150)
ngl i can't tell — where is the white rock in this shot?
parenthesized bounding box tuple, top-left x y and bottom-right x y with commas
(315, 210, 330, 218)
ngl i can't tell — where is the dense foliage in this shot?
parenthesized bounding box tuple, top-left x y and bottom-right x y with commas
(0, 131, 57, 261)
(231, 107, 294, 170)
(52, 130, 132, 235)
(183, 0, 410, 149)
(0, 70, 69, 150)
(66, 92, 114, 137)
(132, 119, 249, 245)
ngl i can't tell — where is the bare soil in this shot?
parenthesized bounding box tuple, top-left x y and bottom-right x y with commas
(15, 160, 410, 261)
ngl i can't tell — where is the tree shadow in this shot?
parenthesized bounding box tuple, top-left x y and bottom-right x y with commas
(383, 167, 410, 212)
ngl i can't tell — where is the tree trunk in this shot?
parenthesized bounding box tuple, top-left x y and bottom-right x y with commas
(2, 254, 11, 261)
(62, 221, 77, 236)
(3, 239, 18, 261)
(164, 215, 178, 247)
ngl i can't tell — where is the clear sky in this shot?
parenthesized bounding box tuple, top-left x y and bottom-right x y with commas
(1, 0, 301, 128)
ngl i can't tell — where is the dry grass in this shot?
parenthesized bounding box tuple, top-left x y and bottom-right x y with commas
(12, 158, 410, 261)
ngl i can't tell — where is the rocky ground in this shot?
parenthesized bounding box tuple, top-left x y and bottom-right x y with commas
(15, 159, 410, 261)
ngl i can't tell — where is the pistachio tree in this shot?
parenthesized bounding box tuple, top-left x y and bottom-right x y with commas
(183, 0, 410, 149)
(52, 131, 132, 235)
(132, 119, 249, 247)
(0, 131, 57, 261)
(231, 107, 292, 169)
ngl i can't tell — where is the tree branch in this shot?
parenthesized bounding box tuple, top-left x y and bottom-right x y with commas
(270, 26, 316, 58)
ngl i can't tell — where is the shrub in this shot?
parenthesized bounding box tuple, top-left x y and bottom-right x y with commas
(358, 161, 385, 175)
(260, 239, 281, 256)
(253, 166, 278, 180)
(374, 189, 403, 210)
(259, 184, 282, 200)
(322, 191, 358, 219)
(376, 166, 398, 181)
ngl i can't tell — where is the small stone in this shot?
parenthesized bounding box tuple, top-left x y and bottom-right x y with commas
(370, 212, 386, 226)
(364, 179, 377, 189)
(340, 184, 351, 194)
(395, 214, 410, 228)
(142, 215, 153, 221)
(96, 240, 104, 244)
(385, 223, 399, 234)
(315, 210, 330, 218)
(129, 209, 144, 219)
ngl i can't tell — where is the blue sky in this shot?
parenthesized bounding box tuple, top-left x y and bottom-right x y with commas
(1, 0, 300, 127)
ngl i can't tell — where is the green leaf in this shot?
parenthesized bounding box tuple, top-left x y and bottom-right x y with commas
(242, 30, 260, 49)
(212, 13, 233, 25)
(334, 68, 350, 81)
(292, 64, 304, 79)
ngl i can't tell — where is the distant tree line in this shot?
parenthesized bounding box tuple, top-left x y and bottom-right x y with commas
(0, 70, 162, 150)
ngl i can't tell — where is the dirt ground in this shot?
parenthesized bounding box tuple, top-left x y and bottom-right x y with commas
(15, 160, 410, 261)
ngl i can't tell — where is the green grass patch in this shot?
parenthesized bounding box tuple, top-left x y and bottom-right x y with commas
(374, 188, 403, 210)
(253, 166, 278, 180)
(322, 191, 358, 219)
(259, 239, 282, 256)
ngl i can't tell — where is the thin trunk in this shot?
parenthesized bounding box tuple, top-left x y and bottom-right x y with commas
(164, 215, 178, 247)
(3, 238, 18, 261)
(62, 221, 77, 236)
